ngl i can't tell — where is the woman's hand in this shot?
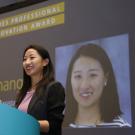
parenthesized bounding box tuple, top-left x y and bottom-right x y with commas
(38, 120, 49, 133)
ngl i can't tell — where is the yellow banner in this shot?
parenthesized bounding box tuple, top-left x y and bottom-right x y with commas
(0, 79, 23, 92)
(0, 2, 64, 29)
(0, 14, 64, 39)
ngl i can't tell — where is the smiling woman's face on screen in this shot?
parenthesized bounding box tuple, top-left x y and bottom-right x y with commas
(71, 56, 107, 108)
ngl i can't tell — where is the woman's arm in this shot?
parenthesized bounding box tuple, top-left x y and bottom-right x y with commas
(47, 82, 65, 135)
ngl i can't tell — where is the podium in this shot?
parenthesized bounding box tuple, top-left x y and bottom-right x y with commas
(0, 103, 40, 135)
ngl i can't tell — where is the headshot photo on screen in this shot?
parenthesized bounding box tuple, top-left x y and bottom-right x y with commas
(55, 34, 132, 128)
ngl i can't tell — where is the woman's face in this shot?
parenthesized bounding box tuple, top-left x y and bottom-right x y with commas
(23, 48, 47, 77)
(71, 56, 107, 108)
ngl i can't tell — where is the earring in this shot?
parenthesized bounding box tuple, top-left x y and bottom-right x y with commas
(104, 82, 107, 86)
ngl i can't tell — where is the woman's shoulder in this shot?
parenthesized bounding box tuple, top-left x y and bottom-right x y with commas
(111, 116, 131, 127)
(69, 117, 131, 128)
(46, 81, 65, 106)
(99, 116, 131, 128)
(46, 81, 65, 94)
(47, 81, 64, 89)
(41, 81, 63, 89)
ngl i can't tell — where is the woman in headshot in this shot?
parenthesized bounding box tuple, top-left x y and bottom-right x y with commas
(15, 44, 65, 135)
(63, 44, 130, 128)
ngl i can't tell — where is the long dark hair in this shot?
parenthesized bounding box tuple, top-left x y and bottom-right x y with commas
(63, 44, 122, 127)
(15, 44, 54, 107)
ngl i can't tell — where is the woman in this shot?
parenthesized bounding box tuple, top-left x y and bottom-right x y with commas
(15, 44, 65, 135)
(63, 44, 130, 128)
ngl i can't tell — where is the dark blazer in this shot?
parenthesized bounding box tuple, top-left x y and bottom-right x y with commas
(27, 81, 65, 135)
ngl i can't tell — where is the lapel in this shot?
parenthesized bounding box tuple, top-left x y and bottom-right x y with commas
(27, 90, 39, 113)
(27, 81, 56, 113)
(28, 86, 45, 113)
